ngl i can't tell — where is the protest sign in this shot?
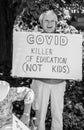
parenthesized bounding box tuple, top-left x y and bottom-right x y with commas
(12, 31, 82, 80)
(13, 114, 30, 130)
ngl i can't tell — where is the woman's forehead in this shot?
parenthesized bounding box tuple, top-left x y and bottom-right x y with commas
(43, 11, 58, 21)
(43, 13, 57, 21)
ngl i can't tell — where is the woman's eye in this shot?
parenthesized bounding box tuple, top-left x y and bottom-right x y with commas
(45, 20, 49, 22)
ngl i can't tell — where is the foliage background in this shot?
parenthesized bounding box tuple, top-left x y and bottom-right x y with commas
(0, 0, 84, 130)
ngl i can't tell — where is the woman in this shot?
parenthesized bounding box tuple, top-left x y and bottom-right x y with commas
(0, 80, 34, 130)
(31, 10, 78, 130)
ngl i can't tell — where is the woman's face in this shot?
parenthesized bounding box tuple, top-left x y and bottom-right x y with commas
(42, 13, 57, 33)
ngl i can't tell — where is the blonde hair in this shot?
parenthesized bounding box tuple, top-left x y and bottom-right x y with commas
(39, 10, 58, 26)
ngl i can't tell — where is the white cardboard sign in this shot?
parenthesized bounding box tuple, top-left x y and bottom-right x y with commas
(12, 31, 82, 80)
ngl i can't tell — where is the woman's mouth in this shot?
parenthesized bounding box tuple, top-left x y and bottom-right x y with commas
(47, 27, 52, 29)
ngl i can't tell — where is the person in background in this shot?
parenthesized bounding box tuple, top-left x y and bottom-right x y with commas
(31, 10, 78, 130)
(0, 80, 34, 130)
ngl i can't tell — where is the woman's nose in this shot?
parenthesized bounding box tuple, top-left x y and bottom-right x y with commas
(48, 21, 51, 26)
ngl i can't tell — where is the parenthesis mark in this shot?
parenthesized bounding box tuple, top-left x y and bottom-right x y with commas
(22, 62, 27, 73)
(66, 65, 70, 74)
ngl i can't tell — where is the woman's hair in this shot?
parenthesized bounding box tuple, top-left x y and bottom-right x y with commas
(39, 10, 58, 27)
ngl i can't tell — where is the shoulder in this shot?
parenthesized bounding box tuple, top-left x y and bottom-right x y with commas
(69, 25, 78, 33)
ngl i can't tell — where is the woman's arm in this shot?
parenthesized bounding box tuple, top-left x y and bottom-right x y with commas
(11, 87, 34, 127)
(20, 88, 34, 127)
